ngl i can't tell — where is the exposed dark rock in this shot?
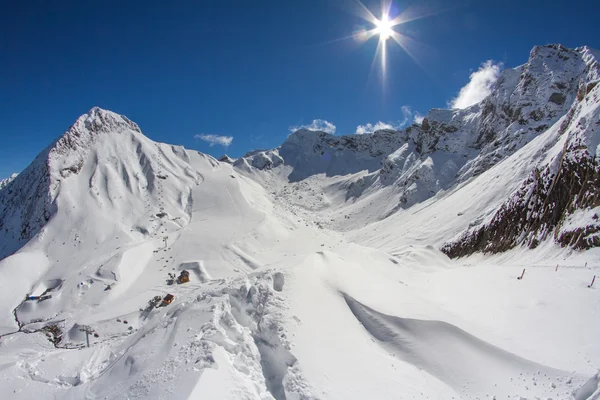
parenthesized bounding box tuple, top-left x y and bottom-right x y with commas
(218, 154, 236, 164)
(40, 324, 63, 346)
(529, 109, 545, 121)
(548, 92, 566, 105)
(587, 81, 599, 95)
(442, 147, 600, 258)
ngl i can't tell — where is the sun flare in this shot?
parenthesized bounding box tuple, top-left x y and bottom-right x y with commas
(374, 15, 393, 40)
(329, 0, 437, 85)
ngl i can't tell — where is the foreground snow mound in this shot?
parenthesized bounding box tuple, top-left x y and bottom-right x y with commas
(1, 273, 315, 400)
(343, 293, 581, 399)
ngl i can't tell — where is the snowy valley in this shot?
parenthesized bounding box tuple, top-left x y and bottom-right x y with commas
(0, 44, 599, 399)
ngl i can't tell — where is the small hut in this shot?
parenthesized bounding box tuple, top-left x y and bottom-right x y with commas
(161, 294, 175, 306)
(178, 270, 190, 284)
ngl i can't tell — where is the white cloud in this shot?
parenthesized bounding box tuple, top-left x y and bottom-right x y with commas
(450, 60, 502, 109)
(355, 106, 415, 134)
(355, 121, 394, 135)
(194, 134, 233, 147)
(413, 112, 424, 124)
(400, 106, 412, 125)
(290, 119, 336, 134)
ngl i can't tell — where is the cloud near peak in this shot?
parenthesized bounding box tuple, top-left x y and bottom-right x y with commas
(194, 134, 233, 147)
(355, 106, 420, 134)
(355, 121, 394, 135)
(290, 119, 336, 134)
(413, 112, 424, 124)
(450, 60, 503, 109)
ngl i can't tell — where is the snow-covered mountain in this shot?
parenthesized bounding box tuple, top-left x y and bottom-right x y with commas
(1, 44, 599, 400)
(0, 107, 204, 260)
(237, 44, 600, 254)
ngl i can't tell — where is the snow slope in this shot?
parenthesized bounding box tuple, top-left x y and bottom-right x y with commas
(1, 43, 600, 400)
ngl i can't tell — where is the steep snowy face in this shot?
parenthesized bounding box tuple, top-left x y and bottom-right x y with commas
(0, 107, 202, 260)
(451, 44, 599, 179)
(443, 61, 600, 257)
(234, 148, 284, 171)
(278, 128, 411, 181)
(407, 45, 599, 184)
(235, 128, 407, 182)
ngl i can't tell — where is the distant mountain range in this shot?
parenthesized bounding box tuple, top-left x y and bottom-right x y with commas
(2, 44, 599, 263)
(236, 44, 600, 256)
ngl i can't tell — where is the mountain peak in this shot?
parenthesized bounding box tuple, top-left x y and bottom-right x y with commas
(49, 107, 142, 161)
(70, 107, 141, 137)
(527, 43, 581, 62)
(288, 128, 331, 140)
(0, 107, 200, 260)
(218, 154, 237, 164)
(526, 44, 599, 76)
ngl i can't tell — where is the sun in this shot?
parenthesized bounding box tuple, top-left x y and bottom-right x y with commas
(326, 0, 438, 85)
(316, 0, 451, 87)
(374, 15, 393, 41)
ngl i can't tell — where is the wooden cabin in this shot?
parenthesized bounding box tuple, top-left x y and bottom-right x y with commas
(161, 294, 175, 306)
(178, 270, 190, 284)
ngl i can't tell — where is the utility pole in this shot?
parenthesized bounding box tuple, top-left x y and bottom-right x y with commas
(79, 325, 93, 348)
(163, 237, 168, 249)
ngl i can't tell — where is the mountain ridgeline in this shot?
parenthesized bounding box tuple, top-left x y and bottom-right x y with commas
(237, 44, 600, 256)
(1, 44, 599, 261)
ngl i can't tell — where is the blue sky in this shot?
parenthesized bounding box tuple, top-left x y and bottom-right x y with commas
(1, 0, 598, 178)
